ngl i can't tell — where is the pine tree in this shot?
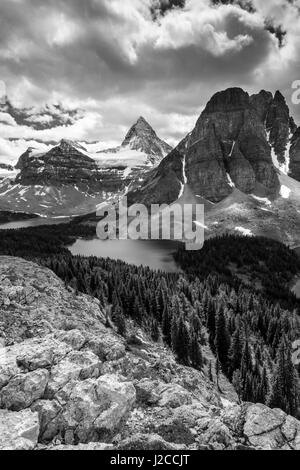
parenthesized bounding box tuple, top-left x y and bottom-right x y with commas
(189, 334, 203, 370)
(232, 370, 242, 403)
(268, 336, 299, 416)
(151, 320, 160, 342)
(214, 305, 230, 374)
(113, 306, 127, 337)
(228, 326, 243, 378)
(215, 357, 221, 391)
(206, 299, 216, 352)
(237, 338, 253, 402)
(172, 314, 190, 365)
(162, 304, 172, 347)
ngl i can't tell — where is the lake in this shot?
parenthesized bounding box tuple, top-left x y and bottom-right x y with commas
(0, 215, 182, 272)
(69, 238, 182, 273)
(0, 217, 71, 230)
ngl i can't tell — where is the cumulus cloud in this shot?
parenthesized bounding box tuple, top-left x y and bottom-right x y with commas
(0, 0, 299, 160)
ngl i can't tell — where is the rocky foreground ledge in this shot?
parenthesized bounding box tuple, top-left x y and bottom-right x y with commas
(1, 256, 300, 451)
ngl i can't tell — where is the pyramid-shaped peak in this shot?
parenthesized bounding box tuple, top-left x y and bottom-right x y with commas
(123, 117, 156, 145)
(136, 116, 151, 125)
(274, 90, 286, 103)
(60, 138, 76, 147)
(58, 139, 86, 152)
(121, 116, 172, 160)
(132, 116, 154, 131)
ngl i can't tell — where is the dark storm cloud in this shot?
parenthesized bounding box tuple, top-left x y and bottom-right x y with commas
(151, 0, 186, 19)
(0, 0, 300, 146)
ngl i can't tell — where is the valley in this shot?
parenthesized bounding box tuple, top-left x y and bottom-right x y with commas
(3, 0, 300, 453)
(1, 86, 300, 451)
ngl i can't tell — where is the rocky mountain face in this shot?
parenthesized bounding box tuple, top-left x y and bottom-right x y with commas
(1, 256, 300, 451)
(0, 118, 172, 216)
(1, 88, 300, 222)
(99, 116, 172, 165)
(290, 128, 300, 182)
(265, 91, 291, 166)
(184, 88, 279, 202)
(129, 88, 300, 206)
(127, 149, 185, 206)
(16, 140, 101, 187)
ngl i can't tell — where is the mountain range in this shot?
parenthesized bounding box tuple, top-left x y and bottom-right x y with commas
(0, 117, 171, 216)
(0, 87, 300, 247)
(127, 88, 300, 247)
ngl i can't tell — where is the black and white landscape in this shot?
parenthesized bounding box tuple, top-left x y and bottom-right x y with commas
(1, 0, 300, 453)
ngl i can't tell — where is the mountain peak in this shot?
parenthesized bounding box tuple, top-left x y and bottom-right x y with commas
(125, 116, 154, 138)
(121, 117, 172, 162)
(274, 90, 286, 103)
(136, 116, 151, 126)
(204, 87, 250, 114)
(58, 139, 86, 152)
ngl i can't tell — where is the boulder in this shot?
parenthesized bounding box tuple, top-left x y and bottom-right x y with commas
(55, 330, 86, 351)
(118, 433, 186, 451)
(0, 369, 49, 411)
(49, 443, 114, 450)
(45, 350, 102, 398)
(197, 417, 234, 449)
(31, 399, 63, 442)
(85, 333, 126, 362)
(57, 374, 136, 443)
(0, 409, 39, 450)
(243, 404, 290, 450)
(16, 336, 72, 371)
(154, 418, 195, 445)
(157, 383, 193, 409)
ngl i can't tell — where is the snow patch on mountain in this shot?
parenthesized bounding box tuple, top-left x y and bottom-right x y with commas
(93, 148, 150, 168)
(229, 141, 236, 157)
(226, 173, 236, 188)
(251, 195, 272, 206)
(235, 227, 253, 236)
(280, 185, 291, 199)
(282, 133, 293, 175)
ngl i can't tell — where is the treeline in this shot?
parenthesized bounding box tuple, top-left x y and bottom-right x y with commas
(0, 225, 299, 416)
(41, 252, 300, 417)
(175, 234, 300, 310)
(0, 211, 38, 224)
(0, 222, 95, 257)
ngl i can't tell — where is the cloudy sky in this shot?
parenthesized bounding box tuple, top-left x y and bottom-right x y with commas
(1, 0, 300, 161)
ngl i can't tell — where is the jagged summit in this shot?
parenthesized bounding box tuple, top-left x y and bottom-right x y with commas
(98, 116, 172, 165)
(57, 139, 87, 152)
(122, 116, 155, 146)
(136, 116, 151, 127)
(121, 116, 172, 162)
(127, 86, 300, 208)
